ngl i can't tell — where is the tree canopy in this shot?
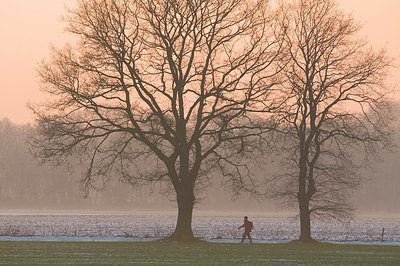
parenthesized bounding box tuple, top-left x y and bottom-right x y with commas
(30, 0, 284, 240)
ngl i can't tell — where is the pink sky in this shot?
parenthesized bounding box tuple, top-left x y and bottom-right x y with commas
(0, 0, 399, 124)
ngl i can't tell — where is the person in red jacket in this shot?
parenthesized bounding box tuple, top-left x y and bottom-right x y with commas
(238, 216, 253, 243)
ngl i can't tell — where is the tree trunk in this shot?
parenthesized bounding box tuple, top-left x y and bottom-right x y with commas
(298, 198, 313, 242)
(297, 150, 314, 242)
(167, 188, 196, 241)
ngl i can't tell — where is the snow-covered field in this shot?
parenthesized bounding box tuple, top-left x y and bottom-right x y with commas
(0, 214, 399, 243)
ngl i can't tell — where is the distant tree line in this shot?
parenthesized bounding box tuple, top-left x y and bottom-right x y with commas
(0, 117, 398, 214)
(0, 118, 162, 210)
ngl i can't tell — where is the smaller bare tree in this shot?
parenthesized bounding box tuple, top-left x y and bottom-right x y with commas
(267, 0, 395, 242)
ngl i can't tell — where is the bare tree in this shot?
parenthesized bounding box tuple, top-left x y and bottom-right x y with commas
(268, 0, 394, 242)
(29, 0, 283, 241)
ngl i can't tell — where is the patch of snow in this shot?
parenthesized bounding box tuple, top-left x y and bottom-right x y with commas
(324, 240, 400, 246)
(0, 236, 161, 242)
(0, 214, 399, 243)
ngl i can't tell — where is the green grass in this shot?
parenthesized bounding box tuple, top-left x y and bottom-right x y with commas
(0, 241, 399, 265)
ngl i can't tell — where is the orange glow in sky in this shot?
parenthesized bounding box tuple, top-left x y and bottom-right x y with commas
(0, 0, 399, 124)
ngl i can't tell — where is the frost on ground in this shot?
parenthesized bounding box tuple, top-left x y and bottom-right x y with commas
(0, 214, 399, 243)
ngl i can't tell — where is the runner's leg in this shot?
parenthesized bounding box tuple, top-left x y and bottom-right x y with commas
(241, 232, 246, 243)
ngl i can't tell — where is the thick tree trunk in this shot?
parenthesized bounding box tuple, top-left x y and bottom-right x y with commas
(297, 153, 315, 242)
(298, 198, 313, 242)
(167, 188, 196, 241)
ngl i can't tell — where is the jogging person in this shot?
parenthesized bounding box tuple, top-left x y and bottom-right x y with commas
(238, 216, 253, 243)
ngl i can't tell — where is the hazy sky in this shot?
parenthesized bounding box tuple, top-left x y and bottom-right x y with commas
(0, 0, 399, 124)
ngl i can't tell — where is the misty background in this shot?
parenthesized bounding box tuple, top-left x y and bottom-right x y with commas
(0, 1, 399, 218)
(0, 116, 398, 216)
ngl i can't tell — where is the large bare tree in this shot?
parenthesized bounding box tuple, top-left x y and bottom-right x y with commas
(30, 0, 283, 240)
(268, 0, 394, 242)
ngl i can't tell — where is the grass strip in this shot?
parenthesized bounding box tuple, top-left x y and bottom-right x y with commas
(0, 241, 399, 265)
